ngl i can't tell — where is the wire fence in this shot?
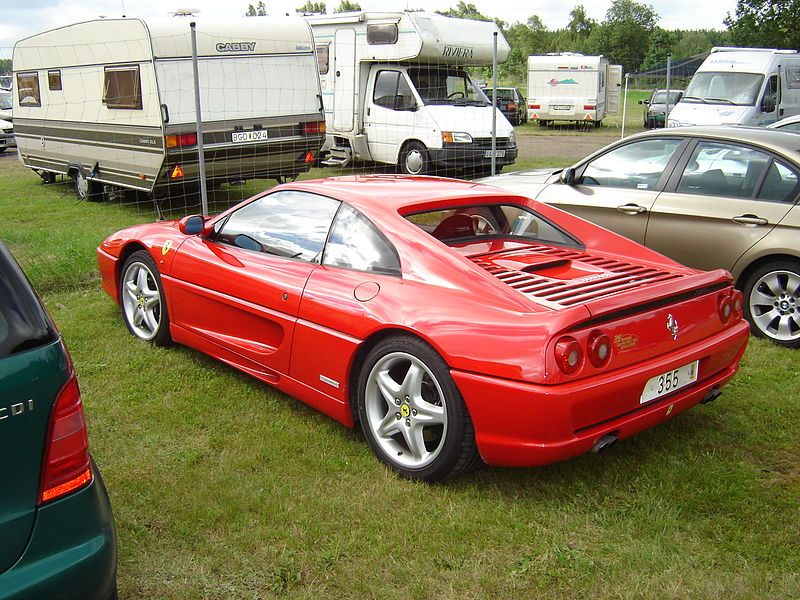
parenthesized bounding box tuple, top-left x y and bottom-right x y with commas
(0, 19, 676, 220)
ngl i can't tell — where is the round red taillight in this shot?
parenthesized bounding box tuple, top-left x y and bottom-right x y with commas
(587, 331, 612, 368)
(554, 336, 584, 375)
(718, 294, 733, 323)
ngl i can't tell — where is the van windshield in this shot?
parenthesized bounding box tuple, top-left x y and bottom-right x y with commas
(684, 72, 764, 106)
(407, 67, 489, 107)
(0, 91, 11, 110)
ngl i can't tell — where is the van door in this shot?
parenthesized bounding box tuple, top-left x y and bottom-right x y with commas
(758, 74, 780, 125)
(333, 29, 356, 132)
(363, 68, 419, 164)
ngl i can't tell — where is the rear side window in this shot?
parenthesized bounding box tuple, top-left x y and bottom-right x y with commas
(677, 141, 772, 199)
(0, 247, 57, 359)
(323, 204, 401, 275)
(758, 160, 800, 203)
(16, 72, 41, 107)
(103, 65, 142, 109)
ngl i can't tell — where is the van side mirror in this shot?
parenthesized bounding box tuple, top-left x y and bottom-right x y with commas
(561, 167, 577, 186)
(638, 99, 644, 105)
(761, 95, 776, 114)
(178, 214, 206, 235)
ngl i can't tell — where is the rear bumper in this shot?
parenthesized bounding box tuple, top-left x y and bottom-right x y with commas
(454, 321, 749, 467)
(429, 143, 518, 169)
(0, 459, 117, 600)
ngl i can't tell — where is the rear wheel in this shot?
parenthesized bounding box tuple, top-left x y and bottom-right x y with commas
(357, 336, 480, 482)
(399, 142, 429, 175)
(119, 250, 172, 346)
(743, 260, 800, 349)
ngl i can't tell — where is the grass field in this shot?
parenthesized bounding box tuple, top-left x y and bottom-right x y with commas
(1, 155, 799, 599)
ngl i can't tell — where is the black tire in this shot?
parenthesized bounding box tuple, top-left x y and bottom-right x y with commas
(356, 335, 481, 482)
(118, 250, 172, 347)
(398, 141, 430, 176)
(538, 120, 551, 128)
(74, 168, 103, 202)
(742, 259, 800, 349)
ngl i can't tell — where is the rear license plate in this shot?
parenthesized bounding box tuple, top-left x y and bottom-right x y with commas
(483, 149, 506, 158)
(232, 130, 268, 143)
(552, 104, 572, 111)
(640, 360, 699, 404)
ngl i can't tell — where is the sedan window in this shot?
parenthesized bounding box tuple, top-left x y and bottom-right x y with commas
(758, 160, 800, 203)
(580, 139, 683, 190)
(676, 142, 771, 199)
(323, 204, 401, 275)
(216, 190, 340, 262)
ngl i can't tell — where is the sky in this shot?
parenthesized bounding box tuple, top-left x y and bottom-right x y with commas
(0, 0, 738, 58)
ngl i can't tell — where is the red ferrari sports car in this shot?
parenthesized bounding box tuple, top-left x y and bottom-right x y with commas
(97, 176, 749, 481)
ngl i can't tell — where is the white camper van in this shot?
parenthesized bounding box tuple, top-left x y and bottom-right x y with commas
(12, 17, 325, 201)
(526, 53, 622, 127)
(307, 12, 517, 176)
(668, 47, 800, 128)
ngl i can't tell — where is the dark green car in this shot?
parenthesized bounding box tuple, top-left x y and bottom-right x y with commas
(0, 242, 117, 599)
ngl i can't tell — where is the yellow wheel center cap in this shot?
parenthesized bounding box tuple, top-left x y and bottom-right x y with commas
(400, 404, 411, 418)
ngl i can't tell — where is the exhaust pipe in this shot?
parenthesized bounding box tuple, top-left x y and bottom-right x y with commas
(592, 433, 618, 454)
(700, 388, 722, 405)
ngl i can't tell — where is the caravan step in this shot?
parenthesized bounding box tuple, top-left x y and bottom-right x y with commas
(322, 145, 353, 168)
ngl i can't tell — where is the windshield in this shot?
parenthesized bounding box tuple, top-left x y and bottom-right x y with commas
(684, 72, 764, 105)
(407, 67, 489, 107)
(0, 91, 11, 110)
(652, 91, 682, 104)
(483, 88, 515, 101)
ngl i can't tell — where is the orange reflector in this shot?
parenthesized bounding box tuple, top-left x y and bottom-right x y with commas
(41, 468, 92, 503)
(304, 152, 315, 164)
(584, 114, 593, 120)
(170, 165, 184, 179)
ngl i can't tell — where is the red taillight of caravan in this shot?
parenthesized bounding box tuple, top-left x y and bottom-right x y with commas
(165, 133, 198, 148)
(583, 104, 596, 111)
(529, 104, 540, 110)
(303, 121, 326, 135)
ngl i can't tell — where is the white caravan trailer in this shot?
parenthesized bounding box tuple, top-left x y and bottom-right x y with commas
(668, 47, 800, 128)
(526, 53, 622, 127)
(307, 12, 517, 175)
(12, 17, 325, 201)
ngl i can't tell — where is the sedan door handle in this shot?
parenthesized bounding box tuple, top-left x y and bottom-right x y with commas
(616, 203, 647, 215)
(732, 214, 768, 226)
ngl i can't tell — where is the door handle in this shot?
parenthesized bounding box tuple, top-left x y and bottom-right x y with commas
(732, 214, 768, 226)
(616, 203, 647, 215)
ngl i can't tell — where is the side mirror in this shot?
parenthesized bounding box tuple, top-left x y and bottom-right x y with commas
(761, 95, 776, 114)
(638, 99, 644, 105)
(561, 167, 577, 186)
(178, 214, 206, 235)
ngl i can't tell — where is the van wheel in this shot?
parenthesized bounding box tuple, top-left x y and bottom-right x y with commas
(74, 168, 102, 202)
(399, 142, 429, 175)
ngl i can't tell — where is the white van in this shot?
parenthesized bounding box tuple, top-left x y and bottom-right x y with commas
(307, 12, 517, 176)
(12, 17, 325, 201)
(526, 53, 622, 127)
(668, 47, 800, 127)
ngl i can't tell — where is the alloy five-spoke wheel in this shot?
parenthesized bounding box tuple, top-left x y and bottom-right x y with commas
(744, 260, 800, 349)
(120, 250, 171, 346)
(357, 336, 480, 482)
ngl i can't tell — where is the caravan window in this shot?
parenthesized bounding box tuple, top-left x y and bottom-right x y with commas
(103, 65, 142, 110)
(16, 72, 41, 107)
(316, 44, 329, 75)
(367, 23, 398, 45)
(48, 70, 62, 91)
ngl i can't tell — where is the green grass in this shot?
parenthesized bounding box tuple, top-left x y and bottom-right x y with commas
(1, 158, 799, 599)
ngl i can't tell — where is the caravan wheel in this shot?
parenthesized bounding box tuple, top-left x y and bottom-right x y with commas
(74, 168, 103, 202)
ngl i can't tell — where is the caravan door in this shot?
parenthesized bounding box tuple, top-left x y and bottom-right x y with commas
(333, 29, 356, 132)
(607, 65, 622, 113)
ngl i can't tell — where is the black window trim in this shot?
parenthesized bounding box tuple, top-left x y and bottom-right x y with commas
(573, 136, 690, 193)
(662, 136, 800, 204)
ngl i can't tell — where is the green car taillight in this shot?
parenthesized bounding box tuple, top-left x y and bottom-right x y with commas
(38, 374, 92, 504)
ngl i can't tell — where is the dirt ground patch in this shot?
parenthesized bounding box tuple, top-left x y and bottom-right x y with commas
(516, 132, 621, 163)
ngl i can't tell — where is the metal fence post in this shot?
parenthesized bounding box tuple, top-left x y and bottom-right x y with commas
(491, 31, 497, 176)
(190, 22, 209, 217)
(665, 54, 672, 127)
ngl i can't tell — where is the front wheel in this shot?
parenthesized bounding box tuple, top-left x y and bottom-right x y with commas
(357, 336, 480, 482)
(398, 142, 429, 175)
(119, 250, 172, 346)
(743, 260, 800, 348)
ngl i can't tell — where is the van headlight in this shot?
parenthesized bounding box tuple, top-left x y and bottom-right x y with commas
(508, 131, 516, 147)
(442, 131, 473, 144)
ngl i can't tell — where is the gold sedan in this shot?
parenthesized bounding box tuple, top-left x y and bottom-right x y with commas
(483, 126, 800, 348)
